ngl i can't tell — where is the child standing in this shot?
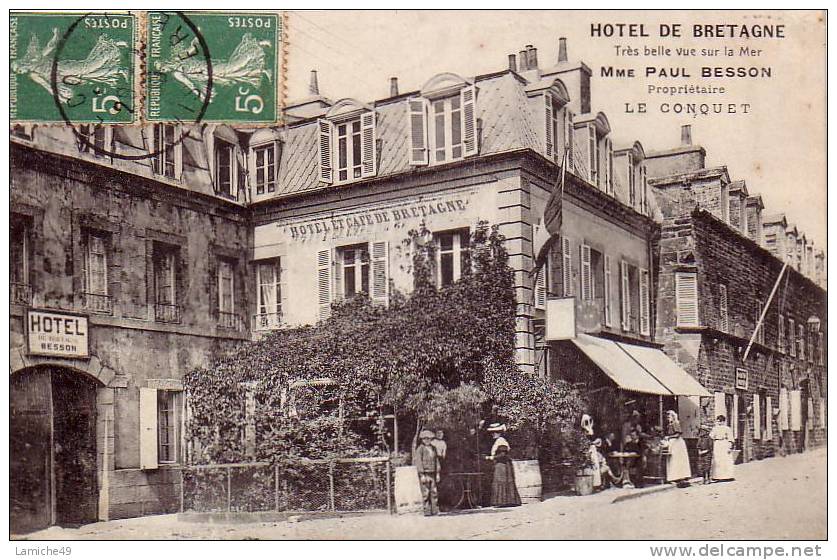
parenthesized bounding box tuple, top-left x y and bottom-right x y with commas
(697, 424, 713, 484)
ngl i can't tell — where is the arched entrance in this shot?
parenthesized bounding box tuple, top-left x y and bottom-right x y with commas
(11, 366, 100, 533)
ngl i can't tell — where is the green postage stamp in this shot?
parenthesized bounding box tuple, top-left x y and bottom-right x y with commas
(10, 12, 137, 123)
(146, 11, 281, 123)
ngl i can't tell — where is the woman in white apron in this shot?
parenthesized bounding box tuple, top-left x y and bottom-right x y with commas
(709, 414, 736, 481)
(664, 410, 692, 487)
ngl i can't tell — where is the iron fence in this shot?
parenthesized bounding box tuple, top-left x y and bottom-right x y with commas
(181, 457, 392, 514)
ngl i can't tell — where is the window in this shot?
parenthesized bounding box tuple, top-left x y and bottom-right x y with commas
(627, 153, 636, 208)
(77, 124, 110, 156)
(252, 143, 278, 195)
(604, 138, 614, 195)
(436, 229, 470, 287)
(339, 244, 370, 298)
(82, 230, 112, 313)
(675, 271, 699, 327)
(818, 332, 824, 365)
(152, 124, 180, 179)
(431, 96, 464, 163)
(157, 390, 181, 464)
(789, 318, 796, 357)
(778, 314, 785, 353)
(638, 165, 647, 214)
(408, 86, 477, 166)
(620, 261, 631, 331)
(543, 95, 563, 162)
(153, 243, 179, 323)
(10, 218, 31, 305)
(337, 119, 363, 182)
(718, 284, 729, 332)
(215, 140, 236, 198)
(255, 259, 281, 330)
(797, 323, 805, 360)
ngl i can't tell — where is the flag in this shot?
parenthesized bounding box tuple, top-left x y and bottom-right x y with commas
(531, 145, 568, 275)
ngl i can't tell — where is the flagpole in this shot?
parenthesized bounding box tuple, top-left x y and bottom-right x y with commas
(742, 262, 789, 362)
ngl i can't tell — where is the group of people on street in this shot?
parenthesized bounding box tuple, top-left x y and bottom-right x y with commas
(413, 423, 521, 516)
(586, 409, 737, 492)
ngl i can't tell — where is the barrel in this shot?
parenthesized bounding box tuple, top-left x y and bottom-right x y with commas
(512, 459, 543, 504)
(574, 468, 594, 496)
(393, 466, 424, 514)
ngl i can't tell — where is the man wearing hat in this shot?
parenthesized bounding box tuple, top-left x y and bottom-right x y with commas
(413, 429, 441, 515)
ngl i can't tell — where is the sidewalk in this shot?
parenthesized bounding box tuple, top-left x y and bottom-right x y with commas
(16, 446, 826, 540)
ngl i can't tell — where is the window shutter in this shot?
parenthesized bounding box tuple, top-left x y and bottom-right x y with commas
(580, 244, 591, 301)
(620, 260, 630, 331)
(565, 110, 574, 168)
(139, 387, 159, 470)
(607, 139, 614, 194)
(719, 284, 729, 332)
(753, 394, 762, 440)
(371, 241, 389, 306)
(588, 124, 596, 184)
(360, 111, 377, 178)
(732, 395, 739, 439)
(562, 236, 573, 297)
(317, 119, 333, 184)
(778, 387, 789, 431)
(778, 314, 785, 352)
(675, 272, 699, 327)
(765, 396, 773, 440)
(278, 258, 287, 322)
(408, 98, 428, 165)
(317, 249, 333, 320)
(535, 268, 547, 310)
(639, 268, 650, 335)
(461, 85, 478, 157)
(603, 254, 612, 326)
(543, 95, 554, 159)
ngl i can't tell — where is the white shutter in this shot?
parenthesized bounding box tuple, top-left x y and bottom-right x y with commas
(317, 249, 333, 320)
(675, 272, 699, 327)
(778, 314, 785, 352)
(461, 85, 478, 157)
(139, 387, 158, 470)
(607, 138, 614, 194)
(370, 241, 389, 306)
(714, 391, 727, 421)
(588, 124, 597, 184)
(765, 396, 773, 440)
(408, 98, 428, 165)
(790, 390, 802, 431)
(278, 258, 288, 321)
(732, 395, 739, 439)
(620, 260, 630, 331)
(562, 236, 573, 297)
(534, 225, 547, 310)
(543, 94, 554, 159)
(317, 119, 333, 184)
(360, 111, 377, 178)
(580, 244, 591, 301)
(719, 284, 729, 332)
(753, 394, 762, 440)
(639, 268, 650, 335)
(603, 254, 612, 326)
(779, 387, 789, 431)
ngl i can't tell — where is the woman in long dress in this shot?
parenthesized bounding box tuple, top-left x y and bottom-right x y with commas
(709, 414, 736, 481)
(664, 410, 692, 487)
(486, 423, 521, 507)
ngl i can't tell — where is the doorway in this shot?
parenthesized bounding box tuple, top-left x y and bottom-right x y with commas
(10, 366, 99, 533)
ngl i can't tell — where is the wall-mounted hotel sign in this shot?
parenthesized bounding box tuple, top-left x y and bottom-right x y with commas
(735, 367, 749, 391)
(27, 309, 89, 359)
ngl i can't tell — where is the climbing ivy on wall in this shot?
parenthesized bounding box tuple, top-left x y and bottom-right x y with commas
(184, 221, 586, 466)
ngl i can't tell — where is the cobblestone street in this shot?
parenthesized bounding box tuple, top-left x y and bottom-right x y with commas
(19, 447, 826, 540)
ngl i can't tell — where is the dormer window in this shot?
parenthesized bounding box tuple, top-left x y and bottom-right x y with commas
(215, 139, 237, 198)
(77, 124, 111, 157)
(152, 124, 182, 179)
(409, 73, 478, 166)
(318, 99, 377, 185)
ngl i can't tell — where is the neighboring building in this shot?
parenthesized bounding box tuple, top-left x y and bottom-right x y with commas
(649, 129, 827, 462)
(10, 125, 251, 532)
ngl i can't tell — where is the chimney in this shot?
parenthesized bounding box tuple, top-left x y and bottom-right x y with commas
(508, 54, 517, 73)
(389, 77, 399, 97)
(309, 70, 319, 95)
(681, 124, 692, 146)
(518, 49, 528, 71)
(558, 37, 568, 63)
(526, 44, 538, 70)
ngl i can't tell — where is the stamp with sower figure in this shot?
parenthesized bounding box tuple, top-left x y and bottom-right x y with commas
(10, 12, 138, 123)
(146, 11, 280, 124)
